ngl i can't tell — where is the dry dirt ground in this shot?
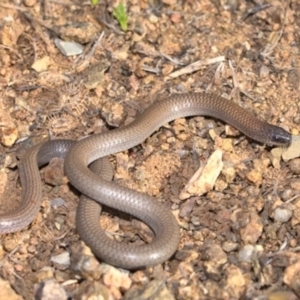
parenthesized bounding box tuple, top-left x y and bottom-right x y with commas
(0, 0, 300, 299)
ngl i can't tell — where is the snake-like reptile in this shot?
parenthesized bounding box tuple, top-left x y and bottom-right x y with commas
(0, 93, 291, 269)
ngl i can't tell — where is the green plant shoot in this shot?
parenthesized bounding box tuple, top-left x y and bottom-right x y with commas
(113, 2, 128, 31)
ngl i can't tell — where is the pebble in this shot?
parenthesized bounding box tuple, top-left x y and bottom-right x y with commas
(54, 38, 84, 56)
(162, 0, 177, 5)
(34, 279, 67, 300)
(246, 169, 262, 186)
(267, 290, 298, 300)
(2, 235, 21, 252)
(289, 158, 300, 174)
(50, 197, 65, 207)
(273, 206, 293, 223)
(179, 197, 196, 218)
(221, 138, 233, 151)
(238, 244, 255, 263)
(31, 56, 51, 73)
(259, 65, 270, 78)
(222, 241, 239, 252)
(222, 166, 236, 183)
(291, 208, 300, 227)
(50, 252, 70, 270)
(56, 22, 99, 44)
(225, 265, 245, 298)
(175, 250, 198, 262)
(282, 136, 300, 161)
(231, 209, 263, 243)
(1, 126, 18, 147)
(33, 267, 55, 283)
(102, 264, 132, 291)
(290, 179, 300, 190)
(24, 0, 37, 6)
(202, 242, 227, 281)
(70, 242, 102, 280)
(179, 149, 223, 200)
(281, 189, 294, 201)
(124, 280, 175, 300)
(0, 245, 4, 259)
(283, 260, 300, 296)
(0, 279, 22, 300)
(74, 280, 113, 300)
(43, 157, 64, 186)
(265, 223, 281, 240)
(131, 271, 149, 284)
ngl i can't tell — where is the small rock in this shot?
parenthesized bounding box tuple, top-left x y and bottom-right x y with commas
(50, 198, 65, 208)
(290, 179, 300, 190)
(131, 271, 149, 284)
(202, 242, 227, 281)
(0, 245, 4, 259)
(162, 0, 177, 4)
(70, 242, 102, 280)
(265, 223, 281, 240)
(148, 14, 159, 24)
(102, 264, 132, 293)
(259, 65, 270, 78)
(56, 22, 99, 44)
(54, 38, 84, 56)
(272, 252, 298, 268)
(246, 169, 262, 186)
(179, 149, 223, 200)
(273, 206, 293, 223)
(2, 235, 21, 252)
(74, 280, 113, 300)
(101, 102, 126, 127)
(179, 197, 196, 218)
(238, 244, 255, 263)
(100, 215, 120, 233)
(193, 136, 208, 150)
(267, 290, 298, 300)
(221, 138, 233, 151)
(43, 158, 64, 186)
(283, 259, 300, 296)
(24, 0, 38, 6)
(34, 279, 67, 300)
(291, 207, 300, 227)
(0, 170, 8, 196)
(31, 56, 51, 72)
(222, 241, 239, 252)
(215, 178, 228, 191)
(50, 252, 70, 270)
(281, 189, 294, 201)
(0, 20, 24, 47)
(170, 12, 181, 23)
(124, 280, 175, 300)
(162, 63, 174, 76)
(225, 264, 246, 298)
(0, 279, 22, 300)
(282, 136, 300, 161)
(82, 60, 110, 90)
(231, 209, 263, 244)
(222, 166, 236, 183)
(175, 250, 198, 262)
(33, 267, 55, 284)
(1, 125, 18, 147)
(27, 245, 36, 254)
(113, 50, 128, 61)
(289, 158, 300, 174)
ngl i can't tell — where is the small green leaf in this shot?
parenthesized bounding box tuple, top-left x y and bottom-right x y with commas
(91, 0, 99, 5)
(113, 2, 128, 31)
